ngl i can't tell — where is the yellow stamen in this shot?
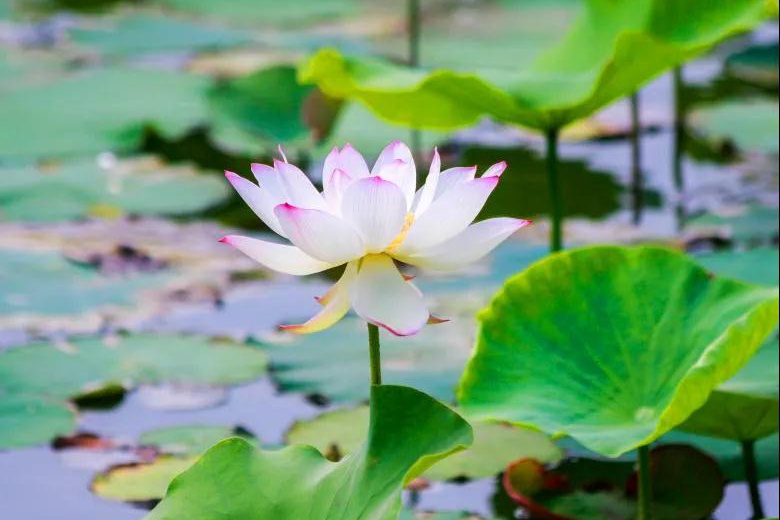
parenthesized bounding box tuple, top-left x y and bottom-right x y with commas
(385, 212, 415, 253)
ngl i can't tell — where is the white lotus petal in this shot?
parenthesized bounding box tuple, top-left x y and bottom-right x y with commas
(224, 172, 286, 237)
(483, 161, 507, 178)
(274, 203, 364, 263)
(398, 217, 530, 270)
(397, 176, 500, 254)
(414, 148, 440, 216)
(218, 235, 334, 275)
(341, 177, 407, 253)
(350, 254, 428, 336)
(280, 262, 357, 333)
(273, 160, 327, 210)
(323, 144, 369, 187)
(323, 168, 353, 215)
(250, 163, 285, 202)
(372, 140, 416, 207)
(434, 166, 477, 198)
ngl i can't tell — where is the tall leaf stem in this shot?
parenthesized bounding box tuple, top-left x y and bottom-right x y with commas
(672, 66, 685, 232)
(546, 128, 563, 252)
(408, 0, 421, 155)
(367, 323, 382, 386)
(638, 444, 652, 520)
(630, 91, 643, 225)
(742, 440, 765, 519)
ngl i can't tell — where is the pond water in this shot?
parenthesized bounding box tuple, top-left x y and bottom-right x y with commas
(0, 2, 778, 519)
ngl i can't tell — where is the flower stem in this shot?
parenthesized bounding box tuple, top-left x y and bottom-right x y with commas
(672, 66, 685, 232)
(742, 440, 765, 519)
(545, 128, 563, 252)
(367, 323, 382, 386)
(638, 445, 652, 520)
(630, 91, 643, 226)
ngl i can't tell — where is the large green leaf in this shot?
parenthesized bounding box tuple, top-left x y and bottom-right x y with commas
(458, 246, 779, 457)
(301, 0, 774, 131)
(286, 405, 562, 481)
(145, 385, 473, 520)
(0, 66, 210, 161)
(0, 157, 230, 222)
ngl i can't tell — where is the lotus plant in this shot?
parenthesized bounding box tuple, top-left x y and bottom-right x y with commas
(220, 140, 528, 384)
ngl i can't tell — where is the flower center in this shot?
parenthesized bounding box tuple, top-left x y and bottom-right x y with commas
(385, 213, 415, 253)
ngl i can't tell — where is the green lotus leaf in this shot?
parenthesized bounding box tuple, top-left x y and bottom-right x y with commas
(69, 14, 251, 56)
(725, 43, 779, 87)
(0, 334, 268, 400)
(690, 98, 779, 155)
(145, 385, 473, 520)
(688, 205, 779, 244)
(300, 0, 774, 132)
(0, 157, 230, 222)
(458, 245, 779, 457)
(155, 0, 362, 26)
(0, 66, 210, 161)
(0, 334, 267, 449)
(139, 424, 257, 456)
(93, 455, 200, 503)
(0, 249, 173, 327)
(0, 395, 75, 449)
(286, 404, 562, 481)
(696, 248, 779, 287)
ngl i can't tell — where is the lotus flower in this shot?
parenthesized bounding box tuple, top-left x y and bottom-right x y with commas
(220, 141, 529, 336)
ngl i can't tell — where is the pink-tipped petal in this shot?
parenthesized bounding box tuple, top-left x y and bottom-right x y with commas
(397, 217, 530, 271)
(224, 171, 286, 237)
(397, 176, 501, 255)
(341, 176, 407, 253)
(483, 161, 507, 178)
(219, 235, 334, 275)
(434, 166, 477, 199)
(274, 204, 364, 263)
(372, 141, 416, 207)
(350, 254, 428, 336)
(250, 163, 286, 202)
(414, 148, 440, 216)
(324, 144, 370, 186)
(280, 262, 357, 333)
(323, 168, 353, 214)
(273, 160, 327, 211)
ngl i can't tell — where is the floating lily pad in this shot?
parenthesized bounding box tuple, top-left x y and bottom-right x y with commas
(0, 248, 173, 328)
(696, 248, 779, 287)
(139, 425, 256, 456)
(0, 395, 75, 449)
(70, 14, 252, 56)
(688, 205, 779, 244)
(0, 66, 210, 161)
(92, 424, 258, 502)
(93, 455, 199, 503)
(726, 43, 779, 87)
(0, 335, 267, 449)
(399, 512, 489, 520)
(0, 334, 268, 400)
(301, 0, 773, 132)
(155, 0, 362, 26)
(145, 385, 473, 520)
(690, 99, 779, 155)
(0, 157, 231, 222)
(458, 246, 779, 457)
(286, 405, 562, 481)
(504, 445, 723, 520)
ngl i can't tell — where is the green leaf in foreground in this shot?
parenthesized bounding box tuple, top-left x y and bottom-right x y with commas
(300, 0, 774, 131)
(145, 385, 473, 520)
(458, 245, 779, 457)
(286, 405, 562, 481)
